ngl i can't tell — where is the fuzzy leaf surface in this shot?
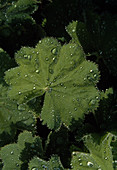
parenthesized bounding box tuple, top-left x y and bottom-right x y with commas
(0, 131, 43, 170)
(5, 37, 100, 129)
(0, 0, 39, 24)
(71, 133, 115, 170)
(28, 155, 64, 170)
(0, 85, 35, 136)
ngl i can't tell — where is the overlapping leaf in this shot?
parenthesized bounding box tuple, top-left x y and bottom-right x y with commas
(0, 85, 36, 137)
(71, 133, 115, 169)
(0, 48, 16, 84)
(5, 37, 100, 129)
(28, 155, 64, 170)
(66, 13, 117, 76)
(0, 0, 39, 24)
(0, 131, 43, 170)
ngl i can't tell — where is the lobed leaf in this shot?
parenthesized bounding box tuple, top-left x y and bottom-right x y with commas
(28, 155, 64, 170)
(71, 133, 115, 169)
(0, 48, 16, 85)
(5, 37, 100, 129)
(0, 131, 43, 170)
(0, 85, 36, 138)
(66, 13, 117, 76)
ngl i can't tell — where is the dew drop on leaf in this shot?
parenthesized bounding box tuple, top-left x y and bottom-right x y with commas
(16, 163, 19, 167)
(89, 99, 96, 105)
(10, 151, 14, 155)
(18, 91, 21, 95)
(74, 108, 77, 111)
(33, 86, 36, 90)
(35, 70, 39, 73)
(87, 162, 93, 167)
(45, 57, 49, 61)
(72, 29, 75, 32)
(90, 69, 93, 73)
(49, 69, 54, 74)
(25, 74, 28, 77)
(32, 168, 38, 170)
(79, 163, 83, 166)
(51, 48, 58, 55)
(105, 157, 108, 160)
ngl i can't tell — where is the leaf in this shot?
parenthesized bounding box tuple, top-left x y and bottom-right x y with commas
(71, 133, 115, 170)
(0, 85, 36, 140)
(66, 13, 117, 76)
(0, 131, 43, 170)
(0, 48, 16, 85)
(5, 37, 100, 129)
(28, 155, 64, 170)
(0, 0, 39, 24)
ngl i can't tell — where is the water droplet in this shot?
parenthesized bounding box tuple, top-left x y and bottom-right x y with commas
(79, 163, 83, 166)
(105, 157, 108, 160)
(72, 152, 76, 156)
(24, 54, 27, 58)
(74, 108, 77, 111)
(90, 69, 93, 73)
(96, 96, 99, 100)
(11, 151, 14, 155)
(72, 29, 75, 33)
(18, 91, 21, 95)
(60, 83, 63, 86)
(115, 160, 117, 163)
(32, 168, 38, 170)
(93, 74, 97, 78)
(49, 69, 54, 74)
(39, 40, 42, 43)
(51, 48, 58, 55)
(33, 86, 36, 90)
(36, 70, 39, 73)
(16, 163, 19, 167)
(42, 165, 47, 168)
(25, 74, 28, 77)
(45, 57, 49, 61)
(87, 162, 93, 167)
(18, 104, 26, 111)
(28, 55, 31, 59)
(89, 99, 96, 105)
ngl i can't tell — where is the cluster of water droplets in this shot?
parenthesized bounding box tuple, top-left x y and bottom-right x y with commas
(71, 153, 103, 169)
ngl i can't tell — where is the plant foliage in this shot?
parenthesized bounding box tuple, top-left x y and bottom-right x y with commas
(0, 0, 117, 169)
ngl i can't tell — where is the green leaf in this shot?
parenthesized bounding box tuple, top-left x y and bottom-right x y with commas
(0, 131, 43, 170)
(0, 85, 36, 138)
(65, 21, 81, 46)
(66, 13, 117, 76)
(0, 0, 39, 24)
(0, 48, 16, 84)
(71, 133, 115, 170)
(5, 37, 100, 129)
(28, 155, 64, 170)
